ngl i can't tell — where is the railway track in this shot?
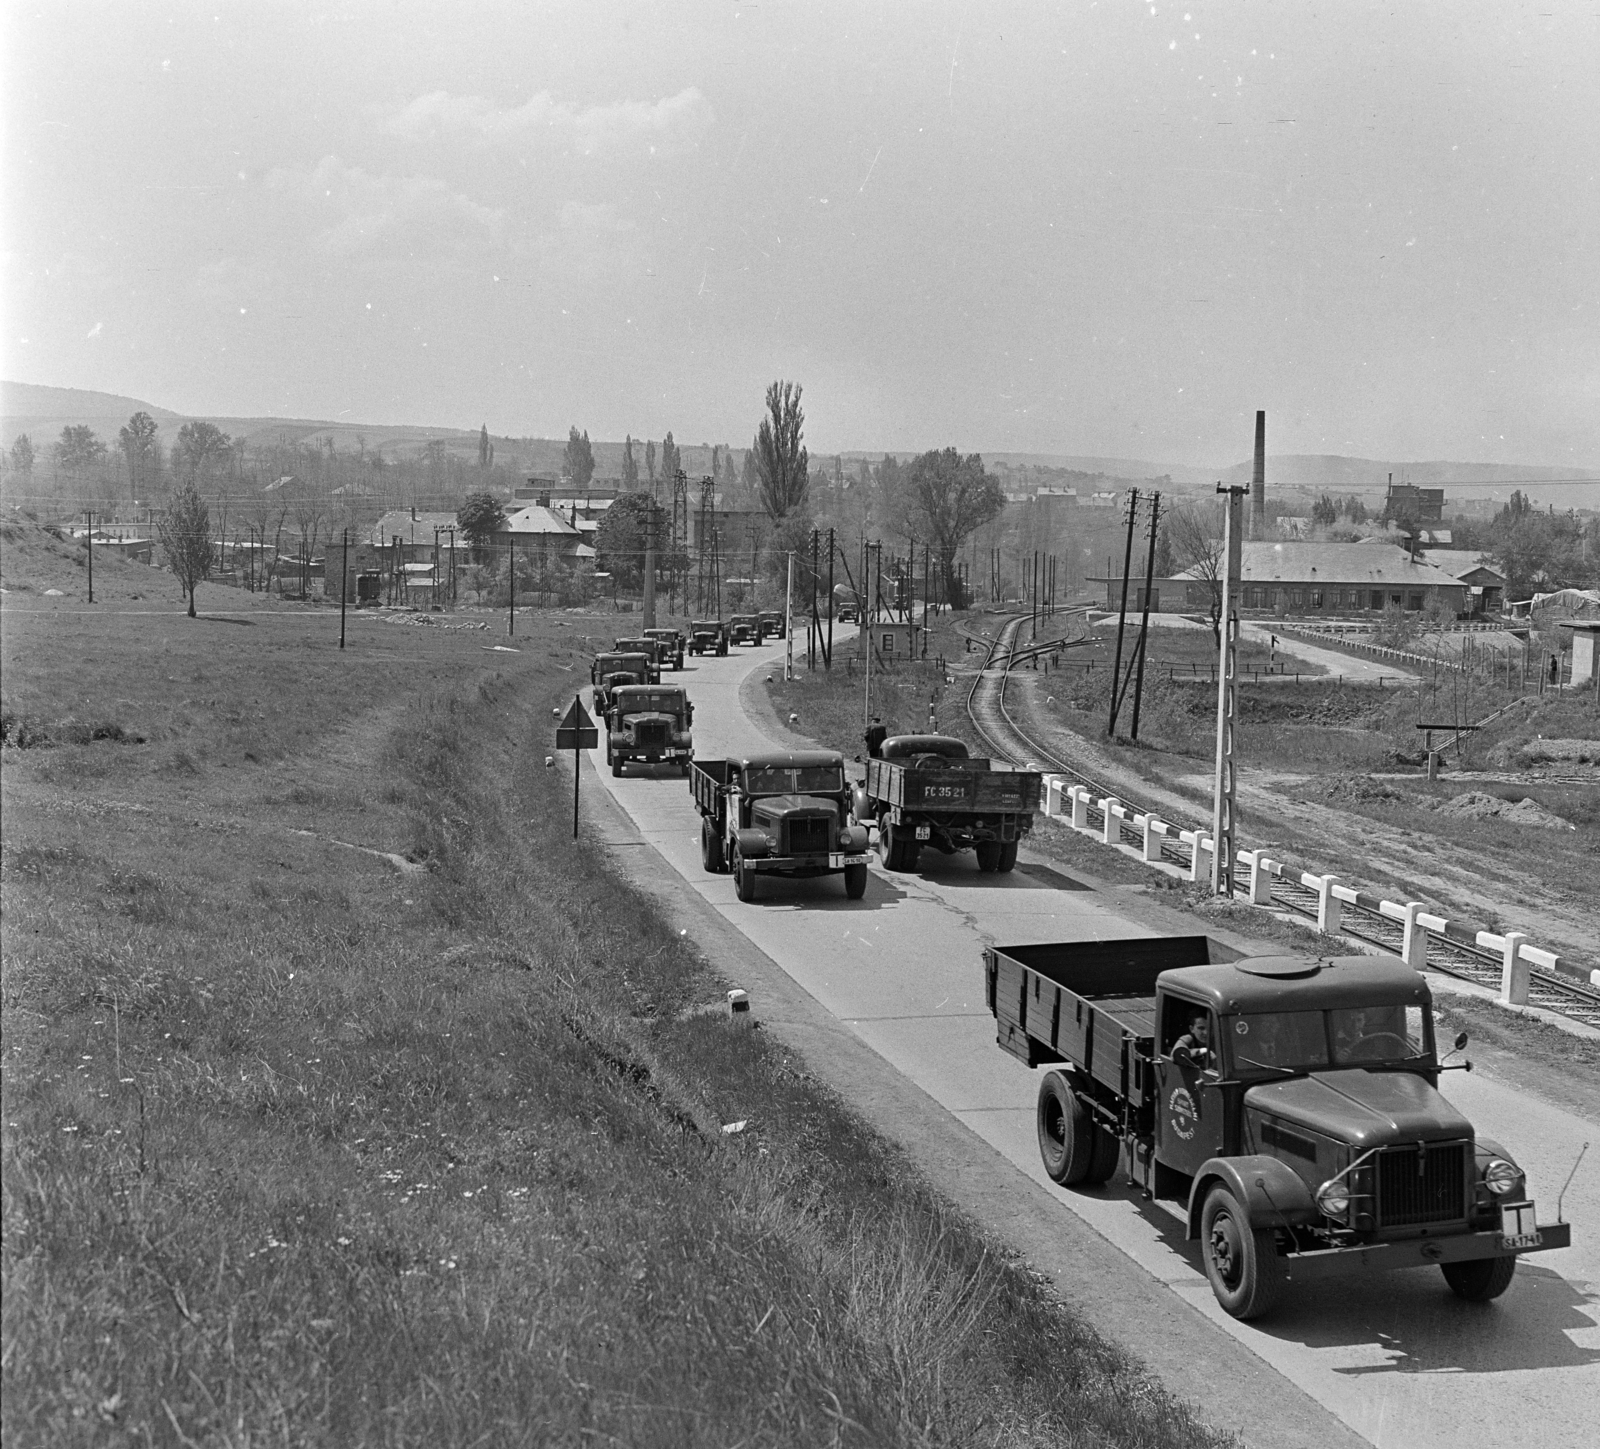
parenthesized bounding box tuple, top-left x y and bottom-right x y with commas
(964, 614, 1600, 1030)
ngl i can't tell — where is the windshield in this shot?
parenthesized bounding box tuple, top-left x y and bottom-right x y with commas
(745, 765, 843, 795)
(1331, 1005, 1428, 1064)
(617, 693, 683, 714)
(1228, 1011, 1330, 1073)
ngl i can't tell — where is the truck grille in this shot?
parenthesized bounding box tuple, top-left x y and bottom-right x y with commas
(1376, 1143, 1466, 1227)
(634, 721, 668, 747)
(787, 817, 831, 856)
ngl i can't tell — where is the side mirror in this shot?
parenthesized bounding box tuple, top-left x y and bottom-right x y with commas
(1454, 1031, 1469, 1051)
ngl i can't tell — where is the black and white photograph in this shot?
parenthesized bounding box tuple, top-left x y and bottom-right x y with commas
(3, 3, 1597, 1445)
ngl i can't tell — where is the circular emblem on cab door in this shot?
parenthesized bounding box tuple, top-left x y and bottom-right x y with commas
(1169, 1086, 1197, 1141)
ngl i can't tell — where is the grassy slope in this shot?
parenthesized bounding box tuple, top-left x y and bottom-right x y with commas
(2, 558, 1229, 1445)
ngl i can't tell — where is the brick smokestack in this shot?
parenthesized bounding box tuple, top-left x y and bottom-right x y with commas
(1250, 410, 1266, 537)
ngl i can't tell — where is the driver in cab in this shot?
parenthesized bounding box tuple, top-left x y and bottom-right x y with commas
(1171, 1012, 1216, 1073)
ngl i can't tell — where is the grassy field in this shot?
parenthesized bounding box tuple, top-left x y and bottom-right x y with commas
(3, 539, 1232, 1447)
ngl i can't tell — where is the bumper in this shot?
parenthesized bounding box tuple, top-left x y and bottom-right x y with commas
(750, 852, 872, 875)
(1283, 1221, 1572, 1280)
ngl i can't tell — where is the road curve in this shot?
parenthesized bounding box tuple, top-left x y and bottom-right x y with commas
(584, 634, 1600, 1449)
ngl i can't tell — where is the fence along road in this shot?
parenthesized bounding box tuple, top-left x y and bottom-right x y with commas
(964, 614, 1600, 1031)
(587, 630, 1600, 1449)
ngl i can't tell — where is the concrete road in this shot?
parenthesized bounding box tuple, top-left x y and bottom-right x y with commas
(589, 635, 1599, 1449)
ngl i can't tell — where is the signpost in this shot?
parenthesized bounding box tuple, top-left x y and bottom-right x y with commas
(555, 695, 599, 839)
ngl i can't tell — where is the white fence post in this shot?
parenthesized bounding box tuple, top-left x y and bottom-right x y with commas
(1243, 849, 1272, 905)
(1137, 814, 1162, 862)
(1185, 833, 1211, 883)
(1101, 797, 1120, 846)
(1315, 875, 1342, 935)
(1499, 932, 1530, 1006)
(1400, 902, 1429, 969)
(1070, 785, 1090, 831)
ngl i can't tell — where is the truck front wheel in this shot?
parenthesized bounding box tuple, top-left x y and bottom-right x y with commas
(843, 863, 868, 900)
(733, 847, 758, 902)
(1442, 1256, 1516, 1302)
(1201, 1186, 1283, 1321)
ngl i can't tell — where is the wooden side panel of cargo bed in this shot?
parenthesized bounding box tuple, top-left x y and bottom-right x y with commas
(1090, 1010, 1128, 1095)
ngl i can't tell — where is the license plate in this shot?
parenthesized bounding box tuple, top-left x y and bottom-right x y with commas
(925, 785, 965, 801)
(915, 825, 931, 840)
(1499, 1202, 1540, 1250)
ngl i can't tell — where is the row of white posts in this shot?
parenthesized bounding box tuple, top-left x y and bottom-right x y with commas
(1041, 776, 1577, 1007)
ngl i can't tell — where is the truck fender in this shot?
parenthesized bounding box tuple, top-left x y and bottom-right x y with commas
(733, 828, 772, 859)
(838, 823, 869, 854)
(1186, 1156, 1316, 1239)
(850, 783, 875, 823)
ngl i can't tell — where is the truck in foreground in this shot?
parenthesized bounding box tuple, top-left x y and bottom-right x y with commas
(985, 934, 1571, 1320)
(851, 735, 1041, 873)
(689, 751, 871, 901)
(605, 684, 693, 776)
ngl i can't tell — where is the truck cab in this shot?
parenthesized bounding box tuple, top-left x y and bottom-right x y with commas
(689, 751, 871, 901)
(986, 938, 1570, 1319)
(689, 620, 726, 656)
(758, 609, 785, 640)
(605, 685, 693, 777)
(728, 614, 760, 647)
(644, 627, 686, 670)
(613, 637, 666, 678)
(590, 651, 654, 712)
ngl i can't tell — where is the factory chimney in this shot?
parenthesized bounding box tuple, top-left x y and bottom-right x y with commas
(1250, 411, 1266, 537)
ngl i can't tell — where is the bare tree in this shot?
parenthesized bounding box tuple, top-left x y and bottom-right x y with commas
(752, 380, 809, 519)
(1164, 502, 1226, 643)
(157, 481, 215, 617)
(171, 421, 232, 485)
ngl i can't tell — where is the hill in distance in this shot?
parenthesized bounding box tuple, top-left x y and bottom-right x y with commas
(5, 382, 1594, 508)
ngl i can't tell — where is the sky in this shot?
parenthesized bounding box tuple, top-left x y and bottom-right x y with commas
(3, 0, 1597, 467)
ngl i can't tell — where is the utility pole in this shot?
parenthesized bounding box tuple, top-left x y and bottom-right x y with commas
(785, 551, 795, 680)
(643, 501, 658, 630)
(508, 541, 515, 635)
(1129, 493, 1162, 739)
(1107, 489, 1140, 735)
(84, 509, 93, 603)
(1211, 481, 1248, 895)
(339, 528, 348, 649)
(826, 526, 835, 671)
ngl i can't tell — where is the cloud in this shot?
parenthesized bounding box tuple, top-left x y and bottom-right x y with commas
(266, 156, 504, 256)
(383, 87, 714, 156)
(516, 201, 646, 283)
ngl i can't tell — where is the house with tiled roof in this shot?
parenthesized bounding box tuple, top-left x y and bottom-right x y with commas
(1092, 542, 1472, 619)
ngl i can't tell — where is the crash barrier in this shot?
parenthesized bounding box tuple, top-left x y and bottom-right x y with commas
(1037, 777, 1575, 1006)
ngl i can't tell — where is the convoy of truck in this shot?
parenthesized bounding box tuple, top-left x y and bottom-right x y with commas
(851, 734, 1040, 873)
(605, 684, 694, 776)
(689, 751, 871, 900)
(985, 933, 1570, 1319)
(583, 626, 1576, 1332)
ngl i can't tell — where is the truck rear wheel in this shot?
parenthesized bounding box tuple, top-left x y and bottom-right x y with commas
(997, 840, 1019, 873)
(975, 841, 1001, 873)
(1200, 1186, 1283, 1321)
(1037, 1072, 1102, 1186)
(733, 847, 757, 902)
(1442, 1256, 1516, 1302)
(701, 819, 725, 874)
(843, 863, 868, 900)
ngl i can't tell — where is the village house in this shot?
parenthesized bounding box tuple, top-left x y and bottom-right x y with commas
(1093, 542, 1474, 619)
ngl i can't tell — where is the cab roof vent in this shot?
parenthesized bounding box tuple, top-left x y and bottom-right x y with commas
(1234, 956, 1324, 979)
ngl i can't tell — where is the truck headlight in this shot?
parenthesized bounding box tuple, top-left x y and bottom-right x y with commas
(1483, 1159, 1521, 1195)
(1315, 1179, 1351, 1220)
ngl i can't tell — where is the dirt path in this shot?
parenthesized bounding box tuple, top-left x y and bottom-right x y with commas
(1239, 621, 1421, 683)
